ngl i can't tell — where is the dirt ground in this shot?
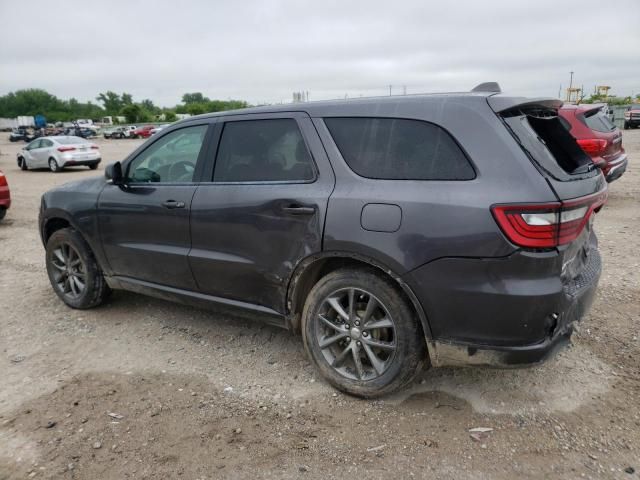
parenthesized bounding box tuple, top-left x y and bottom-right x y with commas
(0, 130, 638, 480)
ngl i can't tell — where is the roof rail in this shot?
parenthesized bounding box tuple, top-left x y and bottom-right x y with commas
(471, 82, 501, 93)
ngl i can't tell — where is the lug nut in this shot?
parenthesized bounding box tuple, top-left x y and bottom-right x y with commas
(354, 320, 360, 326)
(344, 324, 350, 329)
(356, 341, 362, 346)
(363, 332, 369, 337)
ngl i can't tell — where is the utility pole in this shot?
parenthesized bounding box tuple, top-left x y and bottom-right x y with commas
(389, 85, 392, 96)
(403, 85, 407, 95)
(569, 71, 574, 91)
(558, 84, 562, 98)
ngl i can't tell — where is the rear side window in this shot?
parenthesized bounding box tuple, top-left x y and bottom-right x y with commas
(582, 109, 615, 133)
(324, 117, 474, 180)
(213, 119, 315, 182)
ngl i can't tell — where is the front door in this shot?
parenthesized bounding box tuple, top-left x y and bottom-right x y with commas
(189, 113, 335, 313)
(98, 123, 212, 290)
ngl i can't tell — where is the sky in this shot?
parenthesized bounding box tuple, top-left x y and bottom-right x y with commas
(1, 0, 639, 107)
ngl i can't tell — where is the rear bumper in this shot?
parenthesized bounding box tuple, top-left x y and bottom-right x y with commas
(604, 154, 627, 182)
(59, 157, 101, 167)
(405, 236, 601, 367)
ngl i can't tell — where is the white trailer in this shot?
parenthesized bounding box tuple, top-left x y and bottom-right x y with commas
(16, 116, 35, 127)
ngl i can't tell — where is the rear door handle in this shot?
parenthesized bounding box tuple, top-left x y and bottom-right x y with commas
(162, 200, 185, 209)
(282, 205, 316, 215)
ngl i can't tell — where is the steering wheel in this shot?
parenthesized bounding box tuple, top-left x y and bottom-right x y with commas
(168, 160, 195, 182)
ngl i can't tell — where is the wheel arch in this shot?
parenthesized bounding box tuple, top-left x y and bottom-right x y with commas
(286, 251, 433, 341)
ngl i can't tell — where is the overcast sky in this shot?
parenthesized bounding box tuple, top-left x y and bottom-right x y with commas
(1, 0, 639, 107)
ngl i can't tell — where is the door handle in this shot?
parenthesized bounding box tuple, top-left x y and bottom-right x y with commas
(162, 200, 185, 209)
(282, 204, 316, 215)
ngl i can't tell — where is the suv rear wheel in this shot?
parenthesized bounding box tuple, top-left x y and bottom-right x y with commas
(302, 268, 426, 397)
(45, 228, 111, 309)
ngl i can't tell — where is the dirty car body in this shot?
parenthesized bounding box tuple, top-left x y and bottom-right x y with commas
(39, 86, 606, 396)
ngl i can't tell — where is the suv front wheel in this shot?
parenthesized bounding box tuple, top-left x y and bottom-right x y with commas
(302, 268, 426, 398)
(45, 228, 111, 309)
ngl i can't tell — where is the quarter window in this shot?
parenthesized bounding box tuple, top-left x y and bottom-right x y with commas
(213, 119, 315, 182)
(126, 125, 207, 183)
(325, 117, 475, 180)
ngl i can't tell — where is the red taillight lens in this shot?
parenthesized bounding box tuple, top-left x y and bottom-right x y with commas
(491, 190, 607, 248)
(90, 145, 99, 150)
(576, 138, 607, 156)
(57, 146, 76, 152)
(0, 172, 7, 187)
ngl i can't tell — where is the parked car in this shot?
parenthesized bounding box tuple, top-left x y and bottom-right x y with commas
(130, 125, 156, 139)
(559, 104, 627, 182)
(9, 127, 29, 142)
(18, 136, 101, 172)
(64, 127, 97, 139)
(104, 126, 128, 139)
(150, 125, 166, 135)
(0, 170, 10, 221)
(623, 104, 640, 129)
(39, 84, 606, 397)
(108, 125, 137, 139)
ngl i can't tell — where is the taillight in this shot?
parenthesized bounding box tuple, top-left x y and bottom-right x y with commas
(90, 145, 99, 150)
(491, 189, 607, 248)
(0, 171, 7, 187)
(576, 138, 607, 156)
(57, 146, 76, 152)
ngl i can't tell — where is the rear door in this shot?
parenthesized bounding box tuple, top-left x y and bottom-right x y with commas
(98, 122, 213, 290)
(188, 112, 335, 313)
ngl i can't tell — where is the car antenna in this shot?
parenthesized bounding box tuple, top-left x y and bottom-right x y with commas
(471, 82, 502, 93)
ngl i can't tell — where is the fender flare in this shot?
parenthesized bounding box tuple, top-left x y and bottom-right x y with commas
(285, 250, 434, 341)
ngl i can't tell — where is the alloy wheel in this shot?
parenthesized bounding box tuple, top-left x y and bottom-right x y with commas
(315, 288, 397, 381)
(50, 243, 86, 299)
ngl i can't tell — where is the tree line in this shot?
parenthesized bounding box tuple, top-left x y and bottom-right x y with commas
(0, 89, 251, 123)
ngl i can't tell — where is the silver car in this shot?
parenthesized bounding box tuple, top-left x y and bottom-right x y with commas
(17, 136, 102, 172)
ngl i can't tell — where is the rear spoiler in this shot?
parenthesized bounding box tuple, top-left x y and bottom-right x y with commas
(488, 96, 563, 113)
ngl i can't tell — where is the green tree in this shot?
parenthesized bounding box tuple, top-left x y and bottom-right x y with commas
(121, 104, 143, 123)
(182, 92, 209, 104)
(163, 110, 177, 122)
(185, 103, 206, 115)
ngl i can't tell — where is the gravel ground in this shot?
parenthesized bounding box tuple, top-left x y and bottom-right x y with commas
(0, 131, 638, 479)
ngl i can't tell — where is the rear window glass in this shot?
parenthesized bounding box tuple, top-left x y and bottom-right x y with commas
(57, 136, 89, 145)
(582, 110, 615, 133)
(324, 117, 475, 180)
(502, 111, 594, 179)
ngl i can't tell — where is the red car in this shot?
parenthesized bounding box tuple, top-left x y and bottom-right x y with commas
(559, 104, 627, 182)
(0, 170, 11, 221)
(130, 125, 156, 139)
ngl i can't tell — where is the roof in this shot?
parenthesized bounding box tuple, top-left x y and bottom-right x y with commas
(184, 91, 496, 120)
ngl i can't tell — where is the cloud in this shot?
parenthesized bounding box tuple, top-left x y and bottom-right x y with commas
(1, 0, 638, 106)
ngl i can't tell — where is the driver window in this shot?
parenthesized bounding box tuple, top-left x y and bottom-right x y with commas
(27, 139, 42, 150)
(126, 125, 208, 183)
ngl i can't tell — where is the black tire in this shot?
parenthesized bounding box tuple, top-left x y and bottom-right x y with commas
(18, 156, 28, 171)
(48, 157, 61, 173)
(89, 163, 99, 170)
(0, 207, 6, 221)
(624, 122, 629, 130)
(45, 228, 111, 309)
(302, 268, 427, 398)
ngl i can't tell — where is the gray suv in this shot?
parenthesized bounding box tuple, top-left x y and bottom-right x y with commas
(39, 83, 606, 397)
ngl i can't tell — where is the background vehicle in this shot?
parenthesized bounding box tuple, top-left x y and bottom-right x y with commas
(39, 87, 605, 397)
(623, 104, 640, 129)
(110, 125, 137, 139)
(0, 170, 10, 221)
(103, 126, 129, 139)
(130, 125, 155, 139)
(150, 125, 166, 135)
(9, 127, 29, 142)
(18, 136, 101, 172)
(559, 104, 627, 182)
(63, 126, 97, 139)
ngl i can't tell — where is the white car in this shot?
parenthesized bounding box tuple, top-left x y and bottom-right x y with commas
(17, 136, 101, 172)
(150, 125, 166, 135)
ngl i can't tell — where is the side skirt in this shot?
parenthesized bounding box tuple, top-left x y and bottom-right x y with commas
(106, 276, 287, 328)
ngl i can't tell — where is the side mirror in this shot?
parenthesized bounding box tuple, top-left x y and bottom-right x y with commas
(105, 162, 123, 185)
